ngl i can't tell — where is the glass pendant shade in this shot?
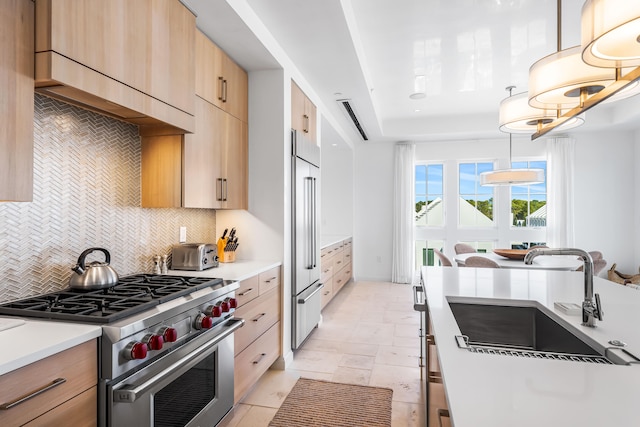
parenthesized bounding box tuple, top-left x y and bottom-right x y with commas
(582, 0, 640, 68)
(499, 91, 584, 133)
(480, 168, 545, 186)
(528, 46, 617, 109)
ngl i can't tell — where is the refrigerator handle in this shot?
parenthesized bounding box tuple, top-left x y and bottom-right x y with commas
(305, 176, 314, 269)
(312, 177, 317, 268)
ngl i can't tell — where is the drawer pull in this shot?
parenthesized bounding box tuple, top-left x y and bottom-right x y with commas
(252, 353, 267, 365)
(264, 276, 277, 283)
(437, 409, 450, 427)
(0, 378, 67, 410)
(252, 313, 267, 322)
(239, 288, 255, 297)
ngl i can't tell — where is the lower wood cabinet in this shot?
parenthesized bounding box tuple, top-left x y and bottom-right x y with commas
(320, 237, 352, 309)
(0, 339, 98, 427)
(233, 265, 281, 403)
(427, 313, 451, 427)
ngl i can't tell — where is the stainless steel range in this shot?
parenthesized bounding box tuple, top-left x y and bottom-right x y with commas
(0, 274, 243, 427)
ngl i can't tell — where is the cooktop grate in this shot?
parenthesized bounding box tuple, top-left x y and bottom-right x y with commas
(0, 274, 225, 323)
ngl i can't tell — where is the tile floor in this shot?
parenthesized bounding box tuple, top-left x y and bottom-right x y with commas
(220, 280, 426, 427)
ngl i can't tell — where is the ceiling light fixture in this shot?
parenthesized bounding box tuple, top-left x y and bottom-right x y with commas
(529, 0, 640, 140)
(481, 87, 545, 187)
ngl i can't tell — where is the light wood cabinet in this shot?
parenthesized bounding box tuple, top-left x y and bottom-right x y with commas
(195, 30, 248, 123)
(427, 312, 451, 427)
(291, 81, 317, 143)
(0, 340, 98, 427)
(141, 97, 248, 209)
(35, 0, 195, 133)
(234, 266, 281, 403)
(1, 0, 34, 202)
(319, 237, 352, 309)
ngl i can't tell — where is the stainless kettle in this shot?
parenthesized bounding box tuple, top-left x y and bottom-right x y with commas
(69, 247, 119, 290)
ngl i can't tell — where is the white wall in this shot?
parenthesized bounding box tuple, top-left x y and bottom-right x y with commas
(321, 133, 354, 236)
(353, 131, 638, 281)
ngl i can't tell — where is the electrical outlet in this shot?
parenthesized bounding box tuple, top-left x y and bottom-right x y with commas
(179, 226, 187, 243)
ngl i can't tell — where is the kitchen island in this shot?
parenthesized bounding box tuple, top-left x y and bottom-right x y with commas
(421, 266, 640, 427)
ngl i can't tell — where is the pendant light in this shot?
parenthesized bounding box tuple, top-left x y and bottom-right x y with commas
(499, 90, 584, 134)
(582, 0, 640, 68)
(481, 88, 545, 187)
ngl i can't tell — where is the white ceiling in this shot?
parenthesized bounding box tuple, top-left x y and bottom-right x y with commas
(183, 0, 639, 146)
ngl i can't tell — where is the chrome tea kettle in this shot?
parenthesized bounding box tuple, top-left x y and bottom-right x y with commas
(69, 247, 119, 290)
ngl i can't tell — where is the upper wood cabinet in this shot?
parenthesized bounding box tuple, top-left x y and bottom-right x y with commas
(1, 0, 34, 202)
(195, 30, 248, 123)
(34, 0, 195, 133)
(141, 97, 248, 210)
(291, 81, 317, 143)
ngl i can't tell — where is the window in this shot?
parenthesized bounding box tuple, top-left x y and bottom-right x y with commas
(510, 160, 547, 227)
(415, 164, 443, 226)
(415, 240, 445, 266)
(459, 162, 493, 226)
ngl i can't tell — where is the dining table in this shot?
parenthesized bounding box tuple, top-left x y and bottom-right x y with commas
(454, 251, 584, 270)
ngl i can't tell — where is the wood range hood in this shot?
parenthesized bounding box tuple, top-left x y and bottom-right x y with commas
(34, 0, 196, 135)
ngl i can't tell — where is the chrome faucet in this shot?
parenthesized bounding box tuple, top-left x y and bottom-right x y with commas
(524, 248, 603, 327)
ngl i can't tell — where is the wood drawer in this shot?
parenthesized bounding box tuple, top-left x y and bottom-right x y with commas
(332, 252, 346, 273)
(340, 261, 353, 284)
(0, 340, 97, 427)
(236, 274, 259, 307)
(234, 321, 280, 403)
(234, 287, 280, 355)
(320, 261, 333, 284)
(24, 386, 97, 427)
(321, 277, 333, 309)
(258, 266, 280, 295)
(333, 262, 352, 293)
(343, 245, 352, 265)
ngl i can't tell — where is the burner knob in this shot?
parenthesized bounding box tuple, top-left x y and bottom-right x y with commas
(221, 300, 230, 312)
(124, 342, 148, 360)
(228, 297, 237, 309)
(160, 327, 178, 343)
(195, 313, 214, 330)
(143, 334, 164, 351)
(207, 304, 223, 318)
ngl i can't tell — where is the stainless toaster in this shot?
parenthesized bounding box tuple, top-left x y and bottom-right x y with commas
(171, 243, 219, 270)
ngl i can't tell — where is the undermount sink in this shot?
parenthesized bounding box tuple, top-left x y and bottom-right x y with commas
(448, 299, 624, 365)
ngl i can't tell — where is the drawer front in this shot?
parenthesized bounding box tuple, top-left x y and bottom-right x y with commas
(332, 252, 346, 273)
(24, 387, 97, 427)
(234, 321, 280, 403)
(236, 275, 260, 307)
(320, 261, 333, 284)
(321, 277, 333, 309)
(333, 262, 352, 293)
(234, 287, 280, 355)
(258, 266, 280, 295)
(343, 245, 352, 265)
(340, 261, 353, 284)
(0, 340, 97, 427)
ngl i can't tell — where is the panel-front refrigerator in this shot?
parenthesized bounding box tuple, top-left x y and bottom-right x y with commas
(291, 129, 323, 350)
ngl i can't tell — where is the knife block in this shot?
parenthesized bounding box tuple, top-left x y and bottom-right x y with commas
(220, 250, 236, 263)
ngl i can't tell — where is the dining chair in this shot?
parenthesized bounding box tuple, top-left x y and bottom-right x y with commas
(454, 243, 476, 255)
(529, 245, 549, 249)
(433, 249, 453, 267)
(465, 256, 501, 268)
(589, 251, 603, 261)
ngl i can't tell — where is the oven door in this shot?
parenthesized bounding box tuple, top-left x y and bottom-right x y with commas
(108, 318, 244, 427)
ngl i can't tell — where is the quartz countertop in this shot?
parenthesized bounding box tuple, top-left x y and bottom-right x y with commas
(169, 259, 281, 281)
(0, 319, 101, 376)
(421, 266, 640, 427)
(321, 235, 351, 249)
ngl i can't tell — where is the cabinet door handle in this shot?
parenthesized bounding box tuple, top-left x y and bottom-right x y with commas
(216, 178, 224, 201)
(264, 276, 277, 283)
(238, 288, 254, 297)
(223, 178, 228, 201)
(303, 114, 309, 133)
(437, 409, 450, 427)
(218, 76, 224, 101)
(252, 352, 267, 365)
(0, 378, 67, 410)
(222, 79, 228, 103)
(252, 313, 266, 322)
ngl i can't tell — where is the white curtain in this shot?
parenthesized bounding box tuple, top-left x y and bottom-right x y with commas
(391, 142, 415, 283)
(546, 137, 575, 247)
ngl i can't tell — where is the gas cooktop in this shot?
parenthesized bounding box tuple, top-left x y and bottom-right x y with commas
(0, 274, 225, 323)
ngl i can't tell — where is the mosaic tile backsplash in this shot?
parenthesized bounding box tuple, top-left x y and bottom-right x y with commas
(0, 94, 216, 302)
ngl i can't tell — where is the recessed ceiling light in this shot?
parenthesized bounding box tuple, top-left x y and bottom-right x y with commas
(414, 109, 421, 112)
(334, 92, 343, 97)
(332, 143, 338, 146)
(409, 92, 426, 100)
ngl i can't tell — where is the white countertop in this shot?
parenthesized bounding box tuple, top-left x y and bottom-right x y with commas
(321, 235, 351, 249)
(421, 266, 640, 427)
(0, 318, 101, 376)
(169, 259, 281, 281)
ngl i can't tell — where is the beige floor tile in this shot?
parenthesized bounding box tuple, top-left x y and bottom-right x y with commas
(290, 349, 343, 373)
(290, 369, 334, 381)
(217, 403, 251, 427)
(369, 364, 424, 404)
(350, 322, 397, 344)
(240, 369, 301, 408)
(302, 337, 380, 356)
(392, 335, 420, 349)
(331, 366, 371, 385)
(339, 353, 376, 369)
(376, 345, 421, 368)
(391, 401, 426, 427)
(233, 406, 278, 427)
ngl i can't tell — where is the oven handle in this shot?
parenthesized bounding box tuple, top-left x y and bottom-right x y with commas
(113, 318, 244, 403)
